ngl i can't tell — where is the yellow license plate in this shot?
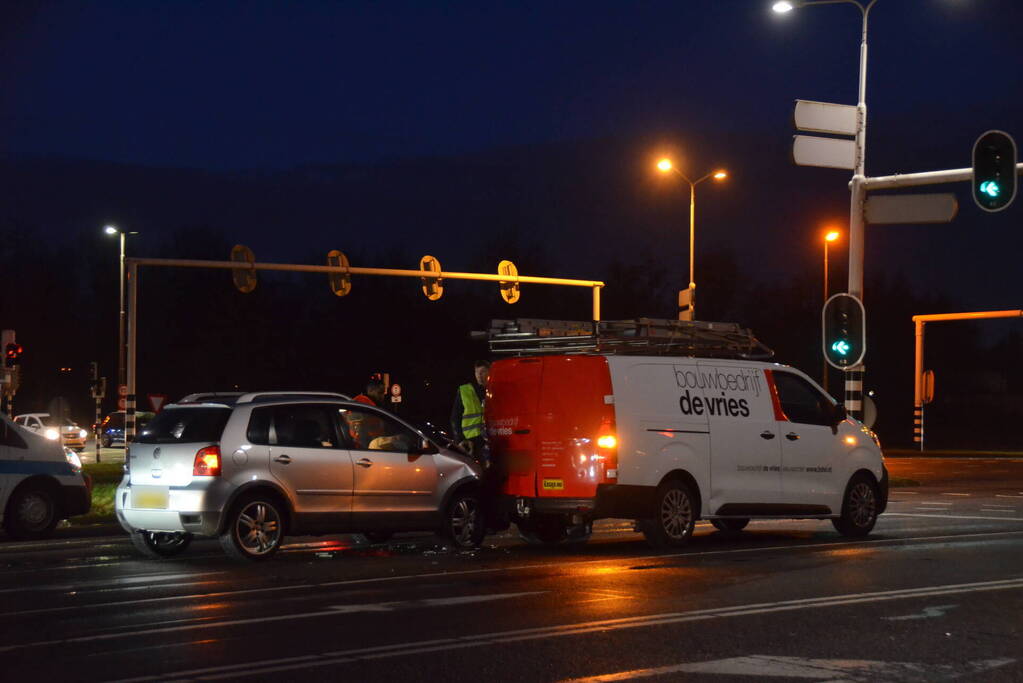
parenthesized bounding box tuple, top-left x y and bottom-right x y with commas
(132, 487, 169, 509)
(542, 478, 564, 491)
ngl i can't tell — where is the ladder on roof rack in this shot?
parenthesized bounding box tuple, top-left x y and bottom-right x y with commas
(484, 318, 774, 359)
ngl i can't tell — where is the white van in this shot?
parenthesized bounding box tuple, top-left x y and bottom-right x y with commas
(1, 413, 92, 539)
(485, 319, 888, 547)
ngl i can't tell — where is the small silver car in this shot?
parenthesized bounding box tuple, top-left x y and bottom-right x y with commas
(115, 392, 486, 560)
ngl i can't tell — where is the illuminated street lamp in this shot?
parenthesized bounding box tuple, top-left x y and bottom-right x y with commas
(656, 158, 728, 321)
(822, 229, 841, 393)
(104, 225, 138, 395)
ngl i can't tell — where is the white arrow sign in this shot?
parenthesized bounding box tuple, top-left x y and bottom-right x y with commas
(793, 135, 856, 170)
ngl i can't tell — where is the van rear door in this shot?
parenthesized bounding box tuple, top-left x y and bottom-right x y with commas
(487, 358, 543, 498)
(535, 355, 614, 499)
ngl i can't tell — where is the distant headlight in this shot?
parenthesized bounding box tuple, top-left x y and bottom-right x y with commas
(64, 448, 82, 472)
(78, 429, 87, 439)
(45, 428, 60, 440)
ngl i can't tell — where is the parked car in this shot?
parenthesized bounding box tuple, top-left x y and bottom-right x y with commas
(115, 392, 486, 561)
(2, 414, 91, 539)
(96, 411, 155, 448)
(14, 413, 88, 452)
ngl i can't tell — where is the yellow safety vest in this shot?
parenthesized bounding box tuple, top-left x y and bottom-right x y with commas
(459, 383, 484, 440)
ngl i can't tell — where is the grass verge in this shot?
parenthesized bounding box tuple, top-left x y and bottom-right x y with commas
(76, 463, 123, 524)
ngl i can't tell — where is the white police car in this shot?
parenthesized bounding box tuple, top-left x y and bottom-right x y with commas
(1, 413, 91, 539)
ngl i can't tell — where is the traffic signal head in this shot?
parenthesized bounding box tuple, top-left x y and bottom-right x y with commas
(4, 342, 23, 368)
(972, 130, 1017, 213)
(822, 293, 865, 369)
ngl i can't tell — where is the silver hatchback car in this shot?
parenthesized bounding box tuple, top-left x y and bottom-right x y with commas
(115, 392, 486, 560)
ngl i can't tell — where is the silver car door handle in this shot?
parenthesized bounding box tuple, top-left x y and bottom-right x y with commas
(274, 455, 292, 464)
(785, 432, 800, 441)
(760, 431, 776, 440)
(356, 458, 373, 468)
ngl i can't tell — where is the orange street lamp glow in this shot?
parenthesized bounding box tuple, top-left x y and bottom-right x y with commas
(825, 230, 840, 242)
(713, 170, 727, 180)
(657, 158, 673, 173)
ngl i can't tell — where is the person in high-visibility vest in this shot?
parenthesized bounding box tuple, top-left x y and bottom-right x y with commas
(451, 360, 490, 464)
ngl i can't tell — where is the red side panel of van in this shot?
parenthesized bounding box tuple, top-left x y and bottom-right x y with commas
(488, 355, 615, 500)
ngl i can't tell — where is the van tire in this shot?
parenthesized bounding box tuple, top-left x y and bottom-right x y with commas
(832, 474, 879, 537)
(640, 479, 696, 549)
(5, 484, 59, 540)
(131, 531, 193, 558)
(219, 494, 286, 561)
(711, 518, 750, 534)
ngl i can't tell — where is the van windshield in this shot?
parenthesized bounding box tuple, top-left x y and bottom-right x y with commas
(135, 407, 231, 444)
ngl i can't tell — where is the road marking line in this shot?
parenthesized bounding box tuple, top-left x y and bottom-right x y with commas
(882, 603, 957, 621)
(886, 512, 1023, 522)
(559, 655, 1015, 682)
(110, 578, 1023, 681)
(941, 493, 971, 496)
(4, 530, 1023, 619)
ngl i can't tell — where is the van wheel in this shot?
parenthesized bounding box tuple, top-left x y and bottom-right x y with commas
(131, 531, 193, 558)
(641, 479, 696, 549)
(711, 518, 750, 534)
(219, 495, 286, 561)
(5, 485, 59, 540)
(442, 490, 485, 549)
(832, 474, 879, 537)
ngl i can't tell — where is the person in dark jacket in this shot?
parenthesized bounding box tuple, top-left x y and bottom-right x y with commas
(451, 360, 489, 464)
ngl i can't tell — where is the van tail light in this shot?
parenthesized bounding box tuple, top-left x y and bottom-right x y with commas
(596, 417, 619, 479)
(193, 446, 222, 477)
(597, 435, 617, 449)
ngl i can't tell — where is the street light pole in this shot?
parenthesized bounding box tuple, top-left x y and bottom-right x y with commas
(822, 230, 840, 394)
(773, 0, 880, 419)
(657, 159, 727, 321)
(105, 225, 137, 408)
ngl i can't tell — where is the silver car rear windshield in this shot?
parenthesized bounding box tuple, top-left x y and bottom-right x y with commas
(134, 407, 231, 444)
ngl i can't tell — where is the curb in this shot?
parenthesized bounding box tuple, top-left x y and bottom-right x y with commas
(885, 449, 1023, 459)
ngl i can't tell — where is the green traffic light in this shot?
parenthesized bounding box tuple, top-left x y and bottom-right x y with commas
(979, 180, 1001, 198)
(831, 340, 851, 356)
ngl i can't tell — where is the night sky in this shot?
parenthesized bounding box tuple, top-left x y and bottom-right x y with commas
(2, 1, 1022, 430)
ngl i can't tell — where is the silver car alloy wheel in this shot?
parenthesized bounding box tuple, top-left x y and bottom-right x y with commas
(235, 501, 282, 556)
(660, 488, 692, 541)
(848, 481, 877, 528)
(450, 497, 480, 546)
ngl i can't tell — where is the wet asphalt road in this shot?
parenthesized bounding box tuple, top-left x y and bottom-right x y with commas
(1, 458, 1022, 682)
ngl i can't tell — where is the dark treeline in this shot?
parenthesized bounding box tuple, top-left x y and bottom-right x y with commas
(2, 218, 1019, 450)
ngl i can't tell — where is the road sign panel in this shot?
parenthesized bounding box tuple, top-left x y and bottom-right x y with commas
(118, 397, 127, 410)
(118, 384, 128, 397)
(793, 135, 856, 170)
(922, 370, 935, 405)
(794, 100, 858, 136)
(865, 193, 958, 225)
(148, 394, 168, 412)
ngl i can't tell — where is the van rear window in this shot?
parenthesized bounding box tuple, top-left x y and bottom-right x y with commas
(134, 407, 231, 444)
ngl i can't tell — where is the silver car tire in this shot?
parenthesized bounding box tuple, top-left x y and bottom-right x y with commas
(443, 490, 485, 549)
(220, 495, 286, 561)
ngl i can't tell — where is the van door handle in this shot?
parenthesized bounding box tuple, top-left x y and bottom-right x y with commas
(274, 455, 292, 464)
(760, 431, 776, 440)
(513, 429, 531, 434)
(785, 432, 800, 441)
(356, 458, 373, 468)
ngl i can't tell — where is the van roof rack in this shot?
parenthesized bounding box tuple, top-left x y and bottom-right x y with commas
(483, 318, 774, 360)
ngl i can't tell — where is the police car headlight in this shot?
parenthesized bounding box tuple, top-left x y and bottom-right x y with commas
(64, 448, 82, 472)
(45, 428, 60, 440)
(78, 429, 87, 439)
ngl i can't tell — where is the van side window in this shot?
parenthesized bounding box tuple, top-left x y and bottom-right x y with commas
(773, 372, 832, 426)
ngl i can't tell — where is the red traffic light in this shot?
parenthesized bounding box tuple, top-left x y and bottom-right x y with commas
(4, 342, 23, 367)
